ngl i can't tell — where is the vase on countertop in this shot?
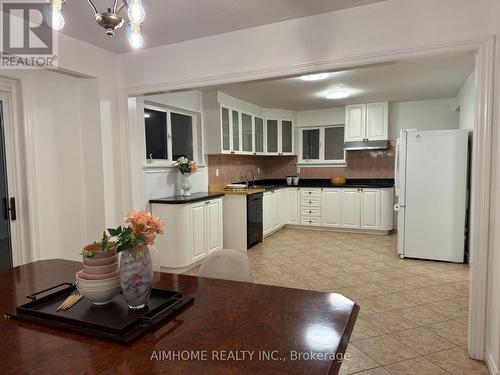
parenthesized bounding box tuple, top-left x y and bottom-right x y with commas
(119, 245, 153, 309)
(181, 173, 192, 196)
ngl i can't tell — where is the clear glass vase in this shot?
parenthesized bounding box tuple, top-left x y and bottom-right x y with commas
(181, 173, 192, 196)
(119, 245, 153, 309)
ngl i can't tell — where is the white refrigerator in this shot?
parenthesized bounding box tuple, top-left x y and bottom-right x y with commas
(394, 129, 469, 263)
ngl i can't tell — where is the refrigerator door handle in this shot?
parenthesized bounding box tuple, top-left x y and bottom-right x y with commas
(394, 137, 400, 196)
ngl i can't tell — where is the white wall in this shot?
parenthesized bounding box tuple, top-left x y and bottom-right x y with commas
(145, 91, 203, 113)
(457, 71, 476, 130)
(388, 98, 459, 139)
(297, 108, 345, 127)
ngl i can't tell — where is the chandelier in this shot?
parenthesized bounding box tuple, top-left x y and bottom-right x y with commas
(51, 0, 146, 49)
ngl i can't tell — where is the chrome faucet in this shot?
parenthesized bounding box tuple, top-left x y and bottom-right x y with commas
(245, 169, 256, 187)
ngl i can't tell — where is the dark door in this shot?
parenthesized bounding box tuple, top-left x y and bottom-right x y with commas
(0, 101, 12, 270)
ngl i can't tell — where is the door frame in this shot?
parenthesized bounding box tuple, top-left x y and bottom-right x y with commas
(0, 78, 31, 266)
(118, 36, 495, 360)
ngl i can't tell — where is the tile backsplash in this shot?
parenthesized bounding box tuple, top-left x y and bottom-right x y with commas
(207, 140, 395, 184)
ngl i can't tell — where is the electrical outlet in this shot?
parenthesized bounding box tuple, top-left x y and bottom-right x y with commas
(296, 165, 300, 174)
(216, 168, 219, 177)
(257, 167, 260, 174)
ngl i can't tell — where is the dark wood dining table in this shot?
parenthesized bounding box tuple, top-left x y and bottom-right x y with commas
(0, 259, 358, 374)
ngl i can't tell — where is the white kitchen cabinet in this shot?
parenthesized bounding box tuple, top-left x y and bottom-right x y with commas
(360, 189, 381, 229)
(241, 112, 253, 153)
(203, 92, 295, 155)
(345, 104, 366, 142)
(322, 189, 342, 227)
(206, 199, 224, 253)
(272, 189, 285, 230)
(366, 102, 389, 140)
(344, 102, 388, 142)
(280, 120, 294, 155)
(286, 188, 300, 225)
(263, 189, 285, 237)
(263, 192, 273, 236)
(151, 197, 223, 273)
(341, 189, 360, 228)
(190, 202, 207, 262)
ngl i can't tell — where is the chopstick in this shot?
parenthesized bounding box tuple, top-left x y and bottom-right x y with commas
(57, 293, 83, 312)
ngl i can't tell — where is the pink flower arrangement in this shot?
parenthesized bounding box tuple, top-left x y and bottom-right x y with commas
(173, 156, 199, 174)
(190, 161, 199, 173)
(125, 211, 165, 245)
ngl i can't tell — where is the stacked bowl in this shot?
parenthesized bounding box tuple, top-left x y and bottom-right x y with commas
(77, 250, 121, 305)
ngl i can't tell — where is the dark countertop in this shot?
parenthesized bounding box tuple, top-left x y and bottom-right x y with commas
(239, 178, 395, 190)
(149, 192, 225, 204)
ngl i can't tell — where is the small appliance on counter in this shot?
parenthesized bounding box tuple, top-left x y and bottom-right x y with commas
(331, 177, 346, 185)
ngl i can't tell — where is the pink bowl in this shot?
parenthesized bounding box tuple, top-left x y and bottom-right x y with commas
(77, 269, 119, 280)
(83, 253, 118, 266)
(83, 262, 118, 275)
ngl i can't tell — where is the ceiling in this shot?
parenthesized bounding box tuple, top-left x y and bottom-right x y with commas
(58, 0, 385, 54)
(203, 54, 476, 111)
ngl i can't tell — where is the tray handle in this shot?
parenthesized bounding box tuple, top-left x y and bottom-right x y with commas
(141, 297, 184, 323)
(26, 283, 74, 300)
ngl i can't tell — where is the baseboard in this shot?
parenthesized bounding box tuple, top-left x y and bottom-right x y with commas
(486, 351, 499, 375)
(284, 224, 390, 235)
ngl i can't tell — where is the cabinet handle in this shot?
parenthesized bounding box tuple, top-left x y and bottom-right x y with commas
(309, 201, 312, 204)
(309, 210, 312, 214)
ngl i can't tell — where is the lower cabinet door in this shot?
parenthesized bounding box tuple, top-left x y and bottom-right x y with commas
(322, 189, 342, 227)
(287, 188, 300, 224)
(272, 191, 282, 229)
(360, 189, 381, 229)
(263, 192, 273, 236)
(190, 202, 206, 262)
(206, 199, 223, 254)
(341, 189, 360, 228)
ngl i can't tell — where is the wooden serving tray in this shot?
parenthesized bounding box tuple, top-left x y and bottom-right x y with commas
(5, 283, 193, 344)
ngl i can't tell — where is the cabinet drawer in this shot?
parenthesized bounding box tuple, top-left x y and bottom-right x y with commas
(301, 198, 321, 207)
(301, 207, 321, 217)
(301, 217, 321, 226)
(301, 189, 322, 198)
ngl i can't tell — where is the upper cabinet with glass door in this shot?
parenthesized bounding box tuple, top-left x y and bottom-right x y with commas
(345, 102, 388, 142)
(265, 118, 295, 155)
(202, 91, 295, 155)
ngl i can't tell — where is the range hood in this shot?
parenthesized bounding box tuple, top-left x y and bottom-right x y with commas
(344, 140, 388, 151)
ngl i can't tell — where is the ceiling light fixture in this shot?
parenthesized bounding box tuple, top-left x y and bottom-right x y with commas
(51, 0, 146, 49)
(301, 73, 330, 81)
(326, 90, 350, 99)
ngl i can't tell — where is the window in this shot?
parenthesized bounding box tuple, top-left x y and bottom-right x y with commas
(170, 112, 193, 160)
(144, 104, 200, 166)
(145, 109, 168, 160)
(299, 125, 346, 165)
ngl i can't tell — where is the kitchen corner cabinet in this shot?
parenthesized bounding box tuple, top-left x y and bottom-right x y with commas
(202, 92, 295, 155)
(266, 119, 294, 155)
(345, 102, 388, 142)
(151, 198, 223, 273)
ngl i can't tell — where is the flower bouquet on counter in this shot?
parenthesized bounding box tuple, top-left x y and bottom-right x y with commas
(173, 156, 199, 196)
(173, 156, 198, 174)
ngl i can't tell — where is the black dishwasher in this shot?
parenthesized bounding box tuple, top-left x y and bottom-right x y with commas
(247, 193, 263, 248)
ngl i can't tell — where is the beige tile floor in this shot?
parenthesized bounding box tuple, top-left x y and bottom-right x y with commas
(186, 228, 488, 375)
